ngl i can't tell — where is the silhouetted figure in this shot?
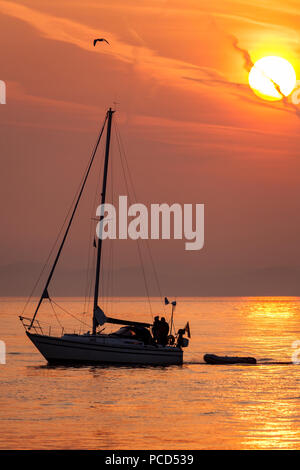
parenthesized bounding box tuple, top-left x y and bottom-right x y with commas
(93, 38, 110, 46)
(157, 317, 169, 346)
(152, 316, 160, 343)
(134, 326, 153, 345)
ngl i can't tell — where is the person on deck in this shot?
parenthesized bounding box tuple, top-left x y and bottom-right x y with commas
(157, 317, 169, 346)
(152, 316, 160, 343)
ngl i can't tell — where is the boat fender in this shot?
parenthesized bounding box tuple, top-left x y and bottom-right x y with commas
(181, 338, 189, 348)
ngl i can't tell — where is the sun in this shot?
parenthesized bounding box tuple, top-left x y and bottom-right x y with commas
(248, 56, 296, 101)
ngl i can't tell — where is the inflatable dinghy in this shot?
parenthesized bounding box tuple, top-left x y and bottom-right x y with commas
(204, 354, 256, 365)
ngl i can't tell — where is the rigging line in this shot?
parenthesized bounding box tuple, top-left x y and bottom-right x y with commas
(108, 138, 113, 315)
(102, 241, 108, 312)
(22, 118, 108, 318)
(86, 253, 97, 330)
(93, 108, 114, 336)
(100, 153, 112, 314)
(51, 300, 91, 328)
(114, 121, 166, 316)
(82, 219, 95, 323)
(110, 240, 114, 315)
(110, 148, 121, 315)
(29, 114, 108, 330)
(86, 140, 104, 321)
(103, 240, 112, 314)
(114, 123, 153, 318)
(107, 236, 114, 314)
(22, 189, 83, 317)
(84, 144, 107, 327)
(83, 141, 106, 323)
(108, 139, 120, 316)
(98, 136, 115, 316)
(109, 222, 115, 315)
(49, 299, 63, 329)
(108, 139, 115, 316)
(25, 122, 107, 320)
(102, 233, 109, 312)
(82, 227, 93, 329)
(115, 130, 153, 317)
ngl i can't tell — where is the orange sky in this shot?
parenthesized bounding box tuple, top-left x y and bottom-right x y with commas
(1, 0, 300, 296)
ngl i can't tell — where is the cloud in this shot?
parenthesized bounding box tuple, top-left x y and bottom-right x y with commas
(131, 112, 295, 140)
(0, 0, 207, 89)
(0, 81, 101, 132)
(229, 35, 300, 118)
(2, 1, 300, 123)
(230, 35, 254, 72)
(9, 81, 98, 113)
(182, 34, 300, 120)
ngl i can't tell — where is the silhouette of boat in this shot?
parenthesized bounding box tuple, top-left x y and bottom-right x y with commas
(20, 108, 190, 365)
(204, 354, 256, 365)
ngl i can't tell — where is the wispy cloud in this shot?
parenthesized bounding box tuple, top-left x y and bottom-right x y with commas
(0, 0, 206, 88)
(181, 36, 300, 120)
(9, 81, 98, 114)
(229, 35, 300, 118)
(2, 0, 299, 122)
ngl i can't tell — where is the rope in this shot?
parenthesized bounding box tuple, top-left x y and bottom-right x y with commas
(114, 122, 153, 318)
(116, 123, 167, 316)
(23, 116, 108, 317)
(115, 120, 164, 303)
(49, 299, 63, 328)
(51, 299, 91, 328)
(82, 143, 106, 328)
(28, 115, 108, 330)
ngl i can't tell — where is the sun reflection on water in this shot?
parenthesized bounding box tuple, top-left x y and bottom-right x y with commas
(245, 297, 298, 318)
(1, 297, 299, 449)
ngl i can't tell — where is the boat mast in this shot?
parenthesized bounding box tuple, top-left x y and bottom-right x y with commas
(93, 107, 114, 334)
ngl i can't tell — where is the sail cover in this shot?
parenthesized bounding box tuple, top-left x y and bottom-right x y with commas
(94, 306, 106, 326)
(94, 306, 152, 328)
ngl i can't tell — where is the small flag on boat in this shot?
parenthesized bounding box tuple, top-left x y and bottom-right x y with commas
(185, 321, 191, 338)
(165, 297, 176, 307)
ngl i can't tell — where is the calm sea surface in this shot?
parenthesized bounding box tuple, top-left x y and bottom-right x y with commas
(0, 297, 299, 450)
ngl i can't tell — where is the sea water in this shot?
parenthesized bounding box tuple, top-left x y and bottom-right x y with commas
(0, 297, 299, 449)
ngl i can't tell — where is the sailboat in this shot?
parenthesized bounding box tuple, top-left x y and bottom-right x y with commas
(20, 108, 190, 366)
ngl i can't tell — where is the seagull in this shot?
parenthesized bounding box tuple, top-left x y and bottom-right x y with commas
(93, 38, 109, 46)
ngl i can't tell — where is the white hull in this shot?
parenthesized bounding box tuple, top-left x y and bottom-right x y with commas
(27, 332, 183, 366)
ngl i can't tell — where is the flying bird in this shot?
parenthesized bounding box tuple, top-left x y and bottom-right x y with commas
(93, 38, 109, 46)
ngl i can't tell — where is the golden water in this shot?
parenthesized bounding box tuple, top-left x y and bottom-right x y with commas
(0, 297, 299, 449)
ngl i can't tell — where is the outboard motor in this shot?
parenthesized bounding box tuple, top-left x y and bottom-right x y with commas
(181, 337, 189, 348)
(176, 328, 189, 348)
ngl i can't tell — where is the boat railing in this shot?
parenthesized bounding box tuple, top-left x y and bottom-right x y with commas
(19, 316, 68, 337)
